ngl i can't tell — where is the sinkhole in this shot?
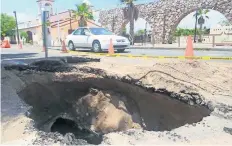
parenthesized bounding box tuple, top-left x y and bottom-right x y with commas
(18, 77, 211, 144)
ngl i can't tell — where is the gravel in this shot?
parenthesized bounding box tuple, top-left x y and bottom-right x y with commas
(32, 132, 89, 145)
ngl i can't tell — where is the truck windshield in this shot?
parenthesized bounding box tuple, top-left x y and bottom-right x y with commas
(89, 28, 113, 35)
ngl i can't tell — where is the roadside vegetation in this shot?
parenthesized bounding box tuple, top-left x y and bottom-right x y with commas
(121, 0, 139, 44)
(194, 9, 210, 42)
(0, 13, 16, 40)
(72, 2, 94, 27)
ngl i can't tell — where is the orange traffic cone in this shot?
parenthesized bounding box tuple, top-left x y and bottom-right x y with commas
(61, 40, 68, 53)
(1, 40, 11, 48)
(108, 38, 114, 54)
(42, 46, 45, 52)
(1, 40, 7, 48)
(185, 36, 194, 57)
(6, 40, 11, 48)
(19, 42, 22, 49)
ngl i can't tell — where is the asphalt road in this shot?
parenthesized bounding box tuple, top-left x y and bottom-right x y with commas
(1, 46, 232, 64)
(127, 49, 232, 57)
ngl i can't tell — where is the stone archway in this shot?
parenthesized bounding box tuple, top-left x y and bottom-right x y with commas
(99, 8, 125, 34)
(99, 0, 232, 44)
(163, 0, 232, 44)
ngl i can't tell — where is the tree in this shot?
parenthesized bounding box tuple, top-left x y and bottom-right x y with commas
(174, 28, 200, 36)
(121, 26, 127, 35)
(72, 2, 94, 27)
(121, 0, 139, 44)
(0, 13, 16, 39)
(20, 31, 28, 39)
(135, 29, 144, 36)
(20, 31, 28, 44)
(193, 9, 209, 42)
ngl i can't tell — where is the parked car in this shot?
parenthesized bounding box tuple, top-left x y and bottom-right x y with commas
(65, 27, 130, 52)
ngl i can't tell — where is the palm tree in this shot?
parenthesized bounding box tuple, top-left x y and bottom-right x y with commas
(121, 0, 139, 45)
(72, 2, 94, 27)
(193, 9, 209, 42)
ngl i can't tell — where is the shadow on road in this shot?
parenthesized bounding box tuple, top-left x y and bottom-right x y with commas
(75, 49, 131, 54)
(1, 53, 38, 60)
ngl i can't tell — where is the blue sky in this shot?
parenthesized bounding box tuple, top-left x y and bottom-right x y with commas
(1, 0, 154, 15)
(1, 0, 227, 30)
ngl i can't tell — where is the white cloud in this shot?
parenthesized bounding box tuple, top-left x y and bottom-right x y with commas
(8, 12, 36, 23)
(83, 0, 91, 5)
(178, 10, 227, 29)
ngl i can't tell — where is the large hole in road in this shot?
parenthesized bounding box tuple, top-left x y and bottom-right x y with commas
(18, 77, 211, 144)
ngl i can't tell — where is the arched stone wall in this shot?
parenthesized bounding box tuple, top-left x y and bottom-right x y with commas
(99, 8, 125, 34)
(99, 0, 232, 44)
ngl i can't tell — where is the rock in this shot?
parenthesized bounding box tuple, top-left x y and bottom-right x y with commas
(223, 127, 232, 135)
(66, 56, 100, 63)
(32, 131, 89, 145)
(105, 93, 111, 97)
(64, 133, 74, 143)
(89, 88, 99, 95)
(189, 100, 194, 106)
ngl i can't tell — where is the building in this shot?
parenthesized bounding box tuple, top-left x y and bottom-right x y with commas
(175, 25, 232, 46)
(209, 24, 232, 45)
(16, 0, 100, 46)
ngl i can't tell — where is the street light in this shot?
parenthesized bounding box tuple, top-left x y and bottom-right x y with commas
(41, 9, 49, 58)
(194, 10, 198, 43)
(13, 11, 20, 45)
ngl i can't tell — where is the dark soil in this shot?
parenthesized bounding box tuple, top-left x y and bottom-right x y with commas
(32, 131, 89, 145)
(3, 57, 100, 72)
(9, 60, 211, 145)
(18, 77, 211, 144)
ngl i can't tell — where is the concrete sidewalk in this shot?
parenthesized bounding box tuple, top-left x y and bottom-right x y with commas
(131, 43, 232, 51)
(9, 43, 232, 52)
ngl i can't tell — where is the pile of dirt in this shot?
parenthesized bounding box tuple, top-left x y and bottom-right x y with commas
(74, 88, 142, 133)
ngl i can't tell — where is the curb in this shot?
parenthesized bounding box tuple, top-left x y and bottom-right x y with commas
(67, 51, 232, 61)
(129, 47, 232, 52)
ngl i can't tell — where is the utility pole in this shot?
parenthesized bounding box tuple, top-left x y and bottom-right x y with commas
(13, 11, 20, 45)
(42, 10, 48, 58)
(69, 9, 72, 33)
(194, 10, 198, 43)
(56, 9, 61, 44)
